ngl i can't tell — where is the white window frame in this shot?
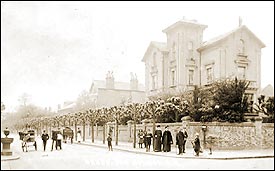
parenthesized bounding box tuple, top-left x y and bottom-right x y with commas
(237, 66, 246, 80)
(170, 69, 176, 87)
(188, 69, 194, 85)
(206, 66, 214, 84)
(151, 74, 157, 90)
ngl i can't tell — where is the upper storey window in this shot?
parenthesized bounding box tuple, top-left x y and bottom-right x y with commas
(153, 52, 157, 66)
(238, 39, 245, 55)
(172, 42, 176, 60)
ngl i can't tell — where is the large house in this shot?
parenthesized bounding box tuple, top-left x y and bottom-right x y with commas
(142, 18, 265, 103)
(89, 71, 146, 108)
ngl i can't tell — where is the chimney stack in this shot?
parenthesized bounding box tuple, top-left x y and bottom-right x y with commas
(130, 72, 138, 90)
(106, 71, 115, 89)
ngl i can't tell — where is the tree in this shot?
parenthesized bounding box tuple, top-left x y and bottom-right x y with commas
(87, 109, 100, 143)
(254, 96, 274, 123)
(126, 103, 144, 148)
(74, 90, 95, 112)
(212, 78, 249, 122)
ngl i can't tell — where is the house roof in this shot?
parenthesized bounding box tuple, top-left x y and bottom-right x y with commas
(142, 41, 167, 62)
(58, 102, 76, 113)
(197, 25, 266, 51)
(162, 19, 207, 33)
(90, 80, 145, 92)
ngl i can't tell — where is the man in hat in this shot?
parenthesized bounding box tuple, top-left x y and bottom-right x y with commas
(162, 125, 173, 152)
(176, 127, 184, 155)
(182, 127, 188, 153)
(41, 130, 49, 152)
(154, 125, 162, 152)
(144, 129, 153, 152)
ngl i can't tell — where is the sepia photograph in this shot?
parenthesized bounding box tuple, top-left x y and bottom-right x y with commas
(1, 1, 274, 170)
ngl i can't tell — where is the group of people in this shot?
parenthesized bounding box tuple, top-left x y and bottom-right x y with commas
(137, 129, 154, 152)
(154, 125, 201, 156)
(136, 125, 184, 153)
(41, 128, 63, 152)
(153, 125, 174, 153)
(41, 126, 201, 156)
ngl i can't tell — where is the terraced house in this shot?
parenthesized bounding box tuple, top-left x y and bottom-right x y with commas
(142, 18, 265, 103)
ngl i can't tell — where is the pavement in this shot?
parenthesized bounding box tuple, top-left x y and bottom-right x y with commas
(76, 139, 274, 160)
(1, 134, 274, 161)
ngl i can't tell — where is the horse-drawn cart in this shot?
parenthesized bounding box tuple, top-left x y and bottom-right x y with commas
(19, 130, 37, 152)
(63, 127, 73, 143)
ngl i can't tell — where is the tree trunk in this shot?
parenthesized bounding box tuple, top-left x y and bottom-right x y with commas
(133, 110, 136, 148)
(74, 121, 77, 141)
(103, 124, 105, 144)
(116, 119, 118, 146)
(49, 124, 52, 139)
(45, 123, 48, 134)
(152, 110, 156, 150)
(83, 121, 85, 142)
(175, 110, 178, 122)
(91, 121, 94, 143)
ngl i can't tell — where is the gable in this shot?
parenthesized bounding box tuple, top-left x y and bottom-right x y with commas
(198, 25, 265, 52)
(142, 41, 167, 62)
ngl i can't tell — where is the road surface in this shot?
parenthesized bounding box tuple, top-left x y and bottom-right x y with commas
(1, 134, 274, 170)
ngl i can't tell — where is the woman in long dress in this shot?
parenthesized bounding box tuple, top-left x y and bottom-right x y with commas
(154, 125, 162, 152)
(77, 128, 82, 143)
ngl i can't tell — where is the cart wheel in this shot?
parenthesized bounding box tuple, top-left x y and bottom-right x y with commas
(34, 142, 37, 151)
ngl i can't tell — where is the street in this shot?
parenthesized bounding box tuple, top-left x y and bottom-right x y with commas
(1, 135, 274, 170)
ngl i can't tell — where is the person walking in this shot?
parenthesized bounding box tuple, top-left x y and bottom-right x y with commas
(182, 127, 188, 153)
(176, 128, 184, 155)
(77, 128, 82, 143)
(51, 130, 57, 151)
(154, 125, 162, 152)
(107, 133, 113, 151)
(162, 125, 173, 152)
(41, 130, 49, 152)
(56, 128, 63, 150)
(192, 133, 201, 156)
(144, 129, 153, 152)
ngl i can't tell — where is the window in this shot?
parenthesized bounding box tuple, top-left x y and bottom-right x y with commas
(244, 93, 254, 112)
(238, 66, 246, 79)
(171, 70, 176, 86)
(206, 67, 213, 84)
(188, 70, 194, 85)
(152, 75, 157, 90)
(153, 52, 157, 66)
(238, 39, 245, 55)
(188, 41, 194, 59)
(172, 42, 176, 59)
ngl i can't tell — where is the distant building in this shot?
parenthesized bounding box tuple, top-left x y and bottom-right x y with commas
(260, 84, 274, 98)
(142, 17, 266, 103)
(89, 71, 146, 108)
(57, 101, 76, 115)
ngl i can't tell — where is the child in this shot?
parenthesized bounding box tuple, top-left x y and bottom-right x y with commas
(192, 133, 201, 156)
(107, 133, 113, 151)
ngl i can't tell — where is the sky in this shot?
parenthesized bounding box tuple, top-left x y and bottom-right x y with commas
(1, 1, 274, 112)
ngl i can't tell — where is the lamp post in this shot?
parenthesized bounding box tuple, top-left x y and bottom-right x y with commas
(201, 125, 207, 146)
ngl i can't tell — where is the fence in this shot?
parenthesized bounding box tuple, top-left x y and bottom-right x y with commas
(43, 116, 273, 150)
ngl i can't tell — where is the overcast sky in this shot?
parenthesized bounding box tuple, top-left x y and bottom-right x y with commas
(1, 1, 274, 112)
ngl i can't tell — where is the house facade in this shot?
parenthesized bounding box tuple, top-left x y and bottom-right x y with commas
(142, 18, 265, 103)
